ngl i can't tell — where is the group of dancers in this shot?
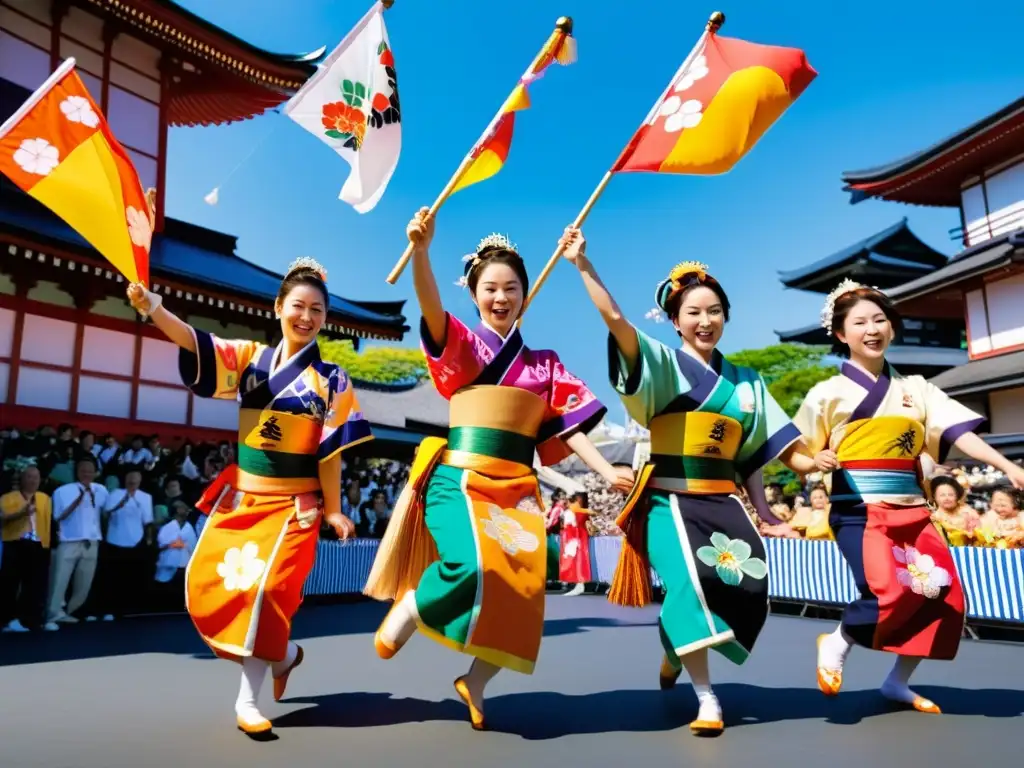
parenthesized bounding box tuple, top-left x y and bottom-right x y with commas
(125, 207, 1024, 738)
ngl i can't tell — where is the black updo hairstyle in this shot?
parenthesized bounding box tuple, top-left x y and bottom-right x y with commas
(829, 286, 902, 357)
(464, 245, 530, 301)
(277, 263, 330, 309)
(654, 266, 731, 338)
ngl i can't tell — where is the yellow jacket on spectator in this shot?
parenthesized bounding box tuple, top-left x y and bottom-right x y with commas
(0, 490, 52, 548)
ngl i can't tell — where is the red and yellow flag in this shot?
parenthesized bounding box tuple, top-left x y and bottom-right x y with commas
(614, 34, 816, 176)
(451, 28, 576, 195)
(0, 59, 151, 284)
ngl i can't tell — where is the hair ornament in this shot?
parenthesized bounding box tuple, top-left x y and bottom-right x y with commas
(668, 260, 709, 288)
(821, 278, 866, 335)
(476, 233, 518, 255)
(286, 256, 328, 283)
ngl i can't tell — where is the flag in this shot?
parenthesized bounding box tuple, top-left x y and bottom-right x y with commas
(284, 2, 401, 213)
(450, 27, 576, 195)
(0, 58, 151, 284)
(614, 34, 815, 176)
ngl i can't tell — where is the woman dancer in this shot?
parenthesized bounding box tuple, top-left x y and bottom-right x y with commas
(365, 209, 634, 730)
(126, 258, 367, 735)
(797, 279, 1024, 713)
(559, 491, 594, 596)
(563, 228, 807, 736)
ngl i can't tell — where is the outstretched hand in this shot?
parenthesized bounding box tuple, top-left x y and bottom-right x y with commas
(559, 226, 586, 265)
(407, 207, 435, 251)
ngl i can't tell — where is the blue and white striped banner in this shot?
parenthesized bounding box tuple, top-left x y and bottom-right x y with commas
(304, 537, 1024, 623)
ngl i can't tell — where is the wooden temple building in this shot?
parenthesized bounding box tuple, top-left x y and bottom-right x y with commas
(0, 0, 444, 449)
(776, 218, 968, 378)
(842, 95, 1024, 455)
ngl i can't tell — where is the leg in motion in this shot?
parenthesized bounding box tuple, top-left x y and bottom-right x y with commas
(817, 623, 854, 696)
(236, 656, 272, 734)
(271, 640, 304, 702)
(375, 588, 420, 659)
(880, 656, 940, 714)
(454, 658, 500, 731)
(680, 647, 723, 736)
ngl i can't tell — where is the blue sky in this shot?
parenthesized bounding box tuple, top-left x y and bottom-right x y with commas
(170, 0, 1024, 419)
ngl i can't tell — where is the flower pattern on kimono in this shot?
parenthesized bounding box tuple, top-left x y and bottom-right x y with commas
(564, 539, 579, 558)
(60, 95, 100, 128)
(696, 532, 768, 586)
(893, 545, 951, 599)
(13, 138, 59, 176)
(482, 506, 539, 556)
(216, 541, 267, 592)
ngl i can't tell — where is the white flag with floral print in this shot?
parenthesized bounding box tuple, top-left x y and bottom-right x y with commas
(284, 2, 401, 213)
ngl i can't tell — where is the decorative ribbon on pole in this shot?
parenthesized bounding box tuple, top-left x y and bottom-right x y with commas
(385, 16, 577, 285)
(519, 12, 725, 323)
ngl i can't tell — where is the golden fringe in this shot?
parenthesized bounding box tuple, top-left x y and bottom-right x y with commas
(607, 463, 654, 607)
(556, 35, 577, 66)
(363, 438, 445, 601)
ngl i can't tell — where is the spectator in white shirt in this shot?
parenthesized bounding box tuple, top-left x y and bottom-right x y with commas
(94, 434, 120, 471)
(119, 435, 154, 471)
(47, 457, 107, 624)
(154, 501, 196, 612)
(95, 470, 154, 620)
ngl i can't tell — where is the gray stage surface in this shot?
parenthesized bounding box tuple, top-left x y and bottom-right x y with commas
(1, 596, 1021, 767)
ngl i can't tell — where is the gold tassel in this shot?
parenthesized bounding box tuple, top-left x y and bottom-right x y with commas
(363, 438, 445, 601)
(607, 464, 654, 607)
(556, 34, 577, 65)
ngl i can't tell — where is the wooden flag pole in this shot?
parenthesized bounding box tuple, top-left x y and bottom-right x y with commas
(518, 11, 725, 324)
(385, 17, 574, 285)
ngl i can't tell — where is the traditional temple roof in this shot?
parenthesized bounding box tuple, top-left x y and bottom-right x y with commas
(353, 380, 449, 434)
(929, 349, 1024, 398)
(80, 0, 324, 125)
(841, 96, 1024, 207)
(0, 178, 408, 340)
(886, 231, 1024, 305)
(778, 218, 948, 292)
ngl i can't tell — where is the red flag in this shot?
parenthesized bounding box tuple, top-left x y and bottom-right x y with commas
(614, 35, 816, 176)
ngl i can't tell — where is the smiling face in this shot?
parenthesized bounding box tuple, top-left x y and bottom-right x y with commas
(472, 261, 523, 337)
(673, 285, 725, 356)
(991, 490, 1019, 518)
(276, 283, 326, 348)
(835, 298, 894, 365)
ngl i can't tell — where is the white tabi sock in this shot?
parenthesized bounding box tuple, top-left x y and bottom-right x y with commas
(236, 657, 270, 724)
(880, 656, 923, 704)
(380, 589, 420, 648)
(462, 658, 500, 705)
(271, 641, 299, 679)
(819, 625, 854, 671)
(680, 648, 721, 722)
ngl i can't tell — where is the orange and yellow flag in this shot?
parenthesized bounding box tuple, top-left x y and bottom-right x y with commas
(451, 27, 576, 195)
(614, 34, 816, 176)
(0, 58, 151, 284)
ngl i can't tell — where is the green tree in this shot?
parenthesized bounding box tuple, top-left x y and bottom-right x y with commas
(318, 339, 428, 385)
(726, 343, 837, 417)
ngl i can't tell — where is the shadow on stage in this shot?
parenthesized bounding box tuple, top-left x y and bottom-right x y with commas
(272, 683, 1024, 738)
(0, 603, 642, 667)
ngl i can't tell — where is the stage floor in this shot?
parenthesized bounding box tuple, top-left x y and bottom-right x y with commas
(2, 596, 1021, 767)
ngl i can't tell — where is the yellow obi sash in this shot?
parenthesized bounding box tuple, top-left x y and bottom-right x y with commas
(443, 386, 547, 479)
(647, 411, 742, 495)
(832, 416, 925, 501)
(235, 408, 321, 494)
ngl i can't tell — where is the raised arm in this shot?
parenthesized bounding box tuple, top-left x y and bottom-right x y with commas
(126, 284, 196, 353)
(953, 432, 1024, 489)
(560, 227, 640, 373)
(408, 208, 447, 351)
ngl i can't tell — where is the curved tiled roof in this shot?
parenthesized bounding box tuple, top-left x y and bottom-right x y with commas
(778, 219, 948, 292)
(841, 96, 1024, 207)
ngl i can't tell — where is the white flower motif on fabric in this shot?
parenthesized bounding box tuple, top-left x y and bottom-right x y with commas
(673, 54, 709, 93)
(125, 206, 153, 251)
(564, 539, 579, 558)
(216, 541, 267, 592)
(59, 95, 100, 128)
(645, 307, 666, 324)
(660, 97, 704, 133)
(893, 545, 951, 599)
(13, 138, 59, 176)
(482, 506, 539, 556)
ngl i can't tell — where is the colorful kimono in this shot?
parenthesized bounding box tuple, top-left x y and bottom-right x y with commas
(608, 329, 800, 666)
(367, 315, 605, 673)
(559, 503, 593, 583)
(179, 330, 371, 662)
(546, 502, 564, 582)
(794, 361, 984, 659)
